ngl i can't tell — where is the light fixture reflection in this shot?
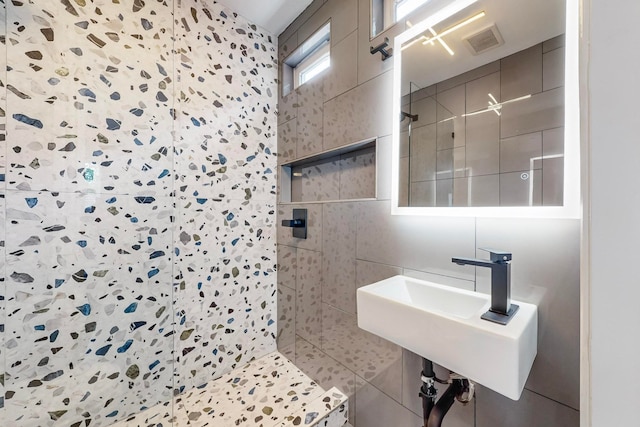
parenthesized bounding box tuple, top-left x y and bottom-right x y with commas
(488, 93, 501, 116)
(421, 11, 486, 46)
(428, 27, 455, 55)
(462, 94, 532, 117)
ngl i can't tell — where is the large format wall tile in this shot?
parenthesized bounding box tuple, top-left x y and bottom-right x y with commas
(173, 197, 276, 392)
(465, 113, 500, 177)
(291, 159, 341, 202)
(7, 0, 175, 196)
(476, 385, 579, 427)
(5, 191, 174, 426)
(402, 268, 475, 292)
(410, 124, 437, 182)
(277, 244, 297, 290)
(174, 0, 278, 202)
(289, 147, 376, 203)
(0, 3, 5, 412)
(279, 31, 298, 64)
(278, 119, 297, 164)
(500, 44, 543, 100)
(278, 0, 325, 45)
(355, 260, 402, 299)
(466, 174, 500, 206)
(500, 170, 542, 206)
(322, 203, 357, 314)
(324, 31, 358, 102)
(410, 95, 437, 128)
(0, 0, 5, 184)
(543, 46, 565, 91)
(436, 86, 466, 151)
(174, 0, 278, 393)
(321, 303, 402, 397)
(277, 285, 296, 359)
(299, 0, 357, 47)
(294, 336, 357, 426)
(376, 135, 393, 201)
(500, 132, 543, 174)
(356, 200, 476, 279)
(501, 87, 564, 139)
(475, 218, 580, 410)
(296, 248, 323, 347)
(339, 148, 376, 200)
(355, 378, 423, 427)
(278, 90, 298, 126)
(466, 72, 500, 114)
(0, 192, 5, 414)
(323, 71, 394, 150)
(1, 0, 278, 425)
(295, 336, 356, 397)
(542, 127, 564, 206)
(296, 77, 325, 158)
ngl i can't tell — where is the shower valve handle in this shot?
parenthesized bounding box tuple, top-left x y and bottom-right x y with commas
(281, 219, 305, 227)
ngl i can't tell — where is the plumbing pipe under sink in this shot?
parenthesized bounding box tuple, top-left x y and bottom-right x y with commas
(420, 357, 474, 427)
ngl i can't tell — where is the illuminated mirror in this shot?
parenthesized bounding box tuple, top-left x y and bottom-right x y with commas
(391, 0, 580, 217)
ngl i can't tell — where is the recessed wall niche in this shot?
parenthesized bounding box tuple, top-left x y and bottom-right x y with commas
(280, 138, 377, 203)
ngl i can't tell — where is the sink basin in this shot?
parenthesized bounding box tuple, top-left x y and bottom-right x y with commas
(357, 275, 537, 400)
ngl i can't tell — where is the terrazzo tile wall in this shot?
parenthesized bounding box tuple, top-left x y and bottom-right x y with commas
(1, 0, 6, 422)
(276, 1, 579, 426)
(0, 0, 278, 426)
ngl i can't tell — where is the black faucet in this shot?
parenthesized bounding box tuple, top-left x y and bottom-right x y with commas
(452, 249, 519, 325)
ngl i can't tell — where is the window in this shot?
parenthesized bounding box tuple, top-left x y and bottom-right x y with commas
(395, 0, 431, 20)
(295, 42, 330, 88)
(371, 0, 432, 37)
(282, 23, 331, 96)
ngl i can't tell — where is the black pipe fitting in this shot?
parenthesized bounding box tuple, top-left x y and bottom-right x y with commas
(427, 378, 469, 427)
(420, 359, 438, 427)
(419, 358, 473, 427)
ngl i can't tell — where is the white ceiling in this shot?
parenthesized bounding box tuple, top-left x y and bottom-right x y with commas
(216, 0, 314, 36)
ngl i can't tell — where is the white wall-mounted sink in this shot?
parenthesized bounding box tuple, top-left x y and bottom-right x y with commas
(357, 275, 537, 400)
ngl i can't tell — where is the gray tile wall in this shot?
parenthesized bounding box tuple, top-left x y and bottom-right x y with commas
(289, 146, 376, 202)
(277, 2, 579, 426)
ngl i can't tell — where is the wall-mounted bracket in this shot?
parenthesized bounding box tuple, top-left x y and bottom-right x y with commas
(370, 37, 393, 61)
(281, 208, 307, 239)
(400, 111, 419, 122)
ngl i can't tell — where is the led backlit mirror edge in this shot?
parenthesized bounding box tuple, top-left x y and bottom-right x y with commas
(390, 0, 581, 218)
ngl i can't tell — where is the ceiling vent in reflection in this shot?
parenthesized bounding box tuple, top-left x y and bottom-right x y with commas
(463, 24, 504, 55)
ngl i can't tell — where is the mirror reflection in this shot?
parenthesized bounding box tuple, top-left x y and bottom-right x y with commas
(397, 0, 566, 208)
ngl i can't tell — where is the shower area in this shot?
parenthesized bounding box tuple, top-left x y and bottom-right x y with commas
(0, 0, 343, 425)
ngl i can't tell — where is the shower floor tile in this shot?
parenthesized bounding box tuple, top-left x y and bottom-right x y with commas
(110, 351, 347, 427)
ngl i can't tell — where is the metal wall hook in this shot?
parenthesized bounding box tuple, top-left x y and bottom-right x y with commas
(400, 111, 419, 122)
(370, 37, 393, 61)
(281, 208, 307, 239)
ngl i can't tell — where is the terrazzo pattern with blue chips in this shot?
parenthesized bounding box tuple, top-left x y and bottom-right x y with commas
(0, 0, 278, 425)
(110, 351, 348, 427)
